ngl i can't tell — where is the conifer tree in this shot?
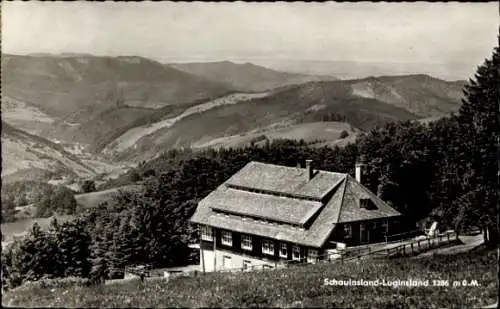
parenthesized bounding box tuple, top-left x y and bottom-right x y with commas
(456, 43, 499, 244)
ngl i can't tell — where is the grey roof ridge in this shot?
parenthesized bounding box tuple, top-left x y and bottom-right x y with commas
(317, 175, 348, 247)
(299, 177, 346, 226)
(317, 173, 348, 199)
(336, 175, 349, 224)
(225, 183, 322, 201)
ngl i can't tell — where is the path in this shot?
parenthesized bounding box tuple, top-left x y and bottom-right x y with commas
(411, 233, 484, 258)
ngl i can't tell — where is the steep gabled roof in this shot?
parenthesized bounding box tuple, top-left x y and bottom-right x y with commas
(338, 175, 401, 223)
(225, 161, 345, 200)
(190, 161, 402, 248)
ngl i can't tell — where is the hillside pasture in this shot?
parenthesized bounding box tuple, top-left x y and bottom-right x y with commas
(1, 185, 142, 246)
(192, 121, 359, 149)
(103, 92, 270, 155)
(2, 249, 496, 308)
(74, 184, 142, 208)
(1, 215, 74, 247)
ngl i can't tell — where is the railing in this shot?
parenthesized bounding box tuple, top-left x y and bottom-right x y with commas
(292, 230, 459, 266)
(383, 230, 459, 258)
(384, 229, 423, 244)
(341, 230, 459, 262)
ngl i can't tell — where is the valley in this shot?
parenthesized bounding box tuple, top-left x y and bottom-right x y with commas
(1, 123, 97, 181)
(1, 54, 466, 185)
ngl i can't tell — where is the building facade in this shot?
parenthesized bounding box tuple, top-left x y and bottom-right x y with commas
(191, 160, 405, 272)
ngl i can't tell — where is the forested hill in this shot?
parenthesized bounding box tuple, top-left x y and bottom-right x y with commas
(1, 54, 234, 149)
(105, 74, 465, 163)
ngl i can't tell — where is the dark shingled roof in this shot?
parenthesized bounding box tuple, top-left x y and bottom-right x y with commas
(225, 161, 345, 200)
(206, 187, 323, 226)
(190, 161, 402, 248)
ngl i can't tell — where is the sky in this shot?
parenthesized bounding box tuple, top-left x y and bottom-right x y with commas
(2, 2, 499, 76)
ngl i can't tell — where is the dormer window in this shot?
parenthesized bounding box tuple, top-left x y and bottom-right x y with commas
(360, 198, 376, 210)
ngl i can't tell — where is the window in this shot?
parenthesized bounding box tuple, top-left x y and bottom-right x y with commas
(262, 240, 275, 255)
(307, 249, 318, 263)
(221, 230, 232, 246)
(382, 220, 389, 233)
(243, 260, 251, 270)
(241, 235, 252, 251)
(292, 245, 301, 261)
(344, 224, 352, 239)
(360, 223, 365, 233)
(373, 221, 378, 230)
(201, 225, 213, 241)
(279, 243, 288, 258)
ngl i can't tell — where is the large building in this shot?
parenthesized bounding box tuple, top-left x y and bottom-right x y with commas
(190, 160, 404, 272)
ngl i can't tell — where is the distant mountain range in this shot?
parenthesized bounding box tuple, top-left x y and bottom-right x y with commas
(1, 53, 467, 181)
(244, 59, 474, 82)
(168, 61, 338, 92)
(2, 54, 232, 117)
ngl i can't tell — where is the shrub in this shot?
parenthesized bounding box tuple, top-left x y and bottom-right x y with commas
(81, 180, 96, 193)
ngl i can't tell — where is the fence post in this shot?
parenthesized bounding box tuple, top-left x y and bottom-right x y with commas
(447, 233, 450, 242)
(417, 240, 421, 250)
(428, 237, 431, 247)
(410, 243, 414, 255)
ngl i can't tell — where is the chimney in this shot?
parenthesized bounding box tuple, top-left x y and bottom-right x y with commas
(305, 159, 313, 181)
(355, 161, 365, 184)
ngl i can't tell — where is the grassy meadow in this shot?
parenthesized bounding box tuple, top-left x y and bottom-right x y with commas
(3, 248, 496, 308)
(1, 215, 75, 245)
(1, 185, 141, 247)
(74, 184, 142, 208)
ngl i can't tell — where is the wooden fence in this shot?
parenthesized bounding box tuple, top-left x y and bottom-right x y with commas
(337, 230, 459, 262)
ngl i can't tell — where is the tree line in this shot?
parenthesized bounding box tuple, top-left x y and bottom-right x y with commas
(1, 44, 498, 290)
